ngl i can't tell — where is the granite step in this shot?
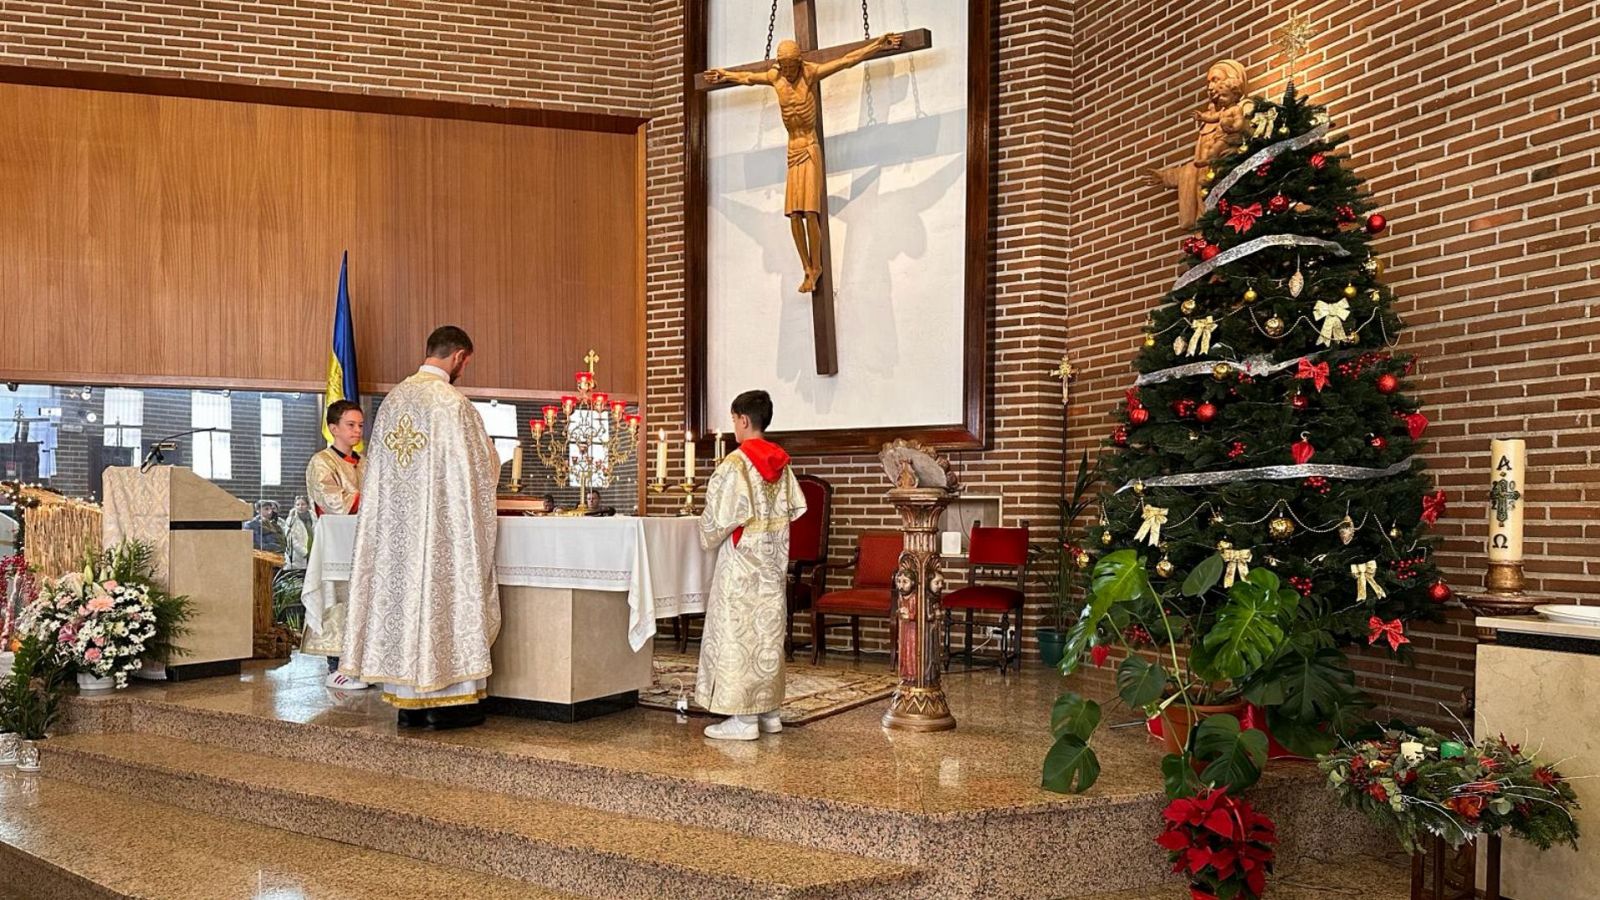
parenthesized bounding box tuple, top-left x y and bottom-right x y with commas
(41, 732, 923, 900)
(0, 772, 576, 900)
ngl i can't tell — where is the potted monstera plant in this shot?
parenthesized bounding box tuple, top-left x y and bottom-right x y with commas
(1042, 548, 1367, 797)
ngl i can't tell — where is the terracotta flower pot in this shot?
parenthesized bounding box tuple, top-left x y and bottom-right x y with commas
(1158, 699, 1247, 756)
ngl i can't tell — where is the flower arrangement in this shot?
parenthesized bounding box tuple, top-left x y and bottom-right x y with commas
(1155, 787, 1277, 900)
(2, 553, 37, 650)
(0, 631, 69, 739)
(1318, 725, 1581, 853)
(24, 564, 157, 688)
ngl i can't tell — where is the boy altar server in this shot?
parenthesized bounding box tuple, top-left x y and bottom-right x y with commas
(696, 390, 807, 741)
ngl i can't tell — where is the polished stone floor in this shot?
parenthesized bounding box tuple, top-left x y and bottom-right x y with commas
(90, 649, 1194, 816)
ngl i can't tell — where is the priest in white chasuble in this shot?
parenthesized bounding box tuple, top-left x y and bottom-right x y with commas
(697, 390, 807, 741)
(341, 326, 501, 730)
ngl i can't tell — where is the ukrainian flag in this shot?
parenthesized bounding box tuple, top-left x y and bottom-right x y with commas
(322, 251, 360, 446)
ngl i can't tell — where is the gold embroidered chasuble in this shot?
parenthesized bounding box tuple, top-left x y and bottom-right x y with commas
(340, 368, 501, 708)
(300, 448, 365, 656)
(695, 445, 806, 715)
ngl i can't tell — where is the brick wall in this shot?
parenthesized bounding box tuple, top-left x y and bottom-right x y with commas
(1065, 0, 1600, 728)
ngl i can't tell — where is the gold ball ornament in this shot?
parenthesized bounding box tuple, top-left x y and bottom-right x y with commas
(1073, 549, 1092, 569)
(1368, 289, 1382, 303)
(1143, 334, 1157, 348)
(1211, 362, 1233, 381)
(1180, 298, 1198, 315)
(1211, 513, 1226, 526)
(1132, 480, 1146, 495)
(1277, 125, 1290, 136)
(1100, 530, 1114, 546)
(1239, 142, 1250, 153)
(1155, 557, 1175, 578)
(1346, 330, 1361, 344)
(1187, 430, 1199, 442)
(1389, 525, 1403, 539)
(1269, 517, 1296, 540)
(1243, 288, 1258, 303)
(1343, 283, 1358, 299)
(1362, 258, 1380, 275)
(1204, 168, 1217, 183)
(1264, 315, 1286, 337)
(1216, 538, 1233, 550)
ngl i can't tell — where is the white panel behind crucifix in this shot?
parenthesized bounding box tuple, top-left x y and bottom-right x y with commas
(705, 1, 968, 433)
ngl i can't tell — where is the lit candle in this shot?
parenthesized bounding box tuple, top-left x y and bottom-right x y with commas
(713, 431, 724, 461)
(684, 430, 696, 481)
(1487, 438, 1526, 563)
(561, 395, 576, 415)
(531, 419, 544, 437)
(655, 429, 668, 482)
(511, 445, 523, 485)
(591, 392, 609, 411)
(542, 405, 558, 427)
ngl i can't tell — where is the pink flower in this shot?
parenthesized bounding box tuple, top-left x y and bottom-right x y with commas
(86, 596, 114, 613)
(101, 580, 119, 591)
(85, 647, 103, 662)
(93, 636, 106, 647)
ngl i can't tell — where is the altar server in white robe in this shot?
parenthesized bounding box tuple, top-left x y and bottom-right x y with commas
(301, 398, 368, 689)
(341, 326, 501, 730)
(697, 390, 807, 741)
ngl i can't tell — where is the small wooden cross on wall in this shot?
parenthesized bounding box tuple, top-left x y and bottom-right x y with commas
(693, 3, 931, 377)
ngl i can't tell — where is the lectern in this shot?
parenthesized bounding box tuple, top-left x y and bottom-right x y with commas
(101, 466, 253, 680)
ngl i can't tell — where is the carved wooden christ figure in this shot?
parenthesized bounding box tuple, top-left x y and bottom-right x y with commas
(704, 32, 902, 294)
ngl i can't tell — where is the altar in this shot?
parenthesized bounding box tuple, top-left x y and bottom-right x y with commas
(303, 514, 714, 720)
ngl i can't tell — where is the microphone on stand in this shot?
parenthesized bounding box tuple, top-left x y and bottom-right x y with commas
(140, 428, 217, 473)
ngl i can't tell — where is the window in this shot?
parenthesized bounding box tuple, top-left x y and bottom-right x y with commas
(260, 397, 283, 486)
(102, 388, 143, 467)
(0, 386, 56, 479)
(190, 391, 233, 480)
(472, 401, 519, 467)
(566, 408, 611, 488)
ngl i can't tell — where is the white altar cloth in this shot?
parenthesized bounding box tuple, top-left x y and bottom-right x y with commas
(303, 514, 714, 651)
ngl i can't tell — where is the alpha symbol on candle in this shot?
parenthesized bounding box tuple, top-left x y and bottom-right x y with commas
(1489, 478, 1521, 526)
(1496, 455, 1513, 472)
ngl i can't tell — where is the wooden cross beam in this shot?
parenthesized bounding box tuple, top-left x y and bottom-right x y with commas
(693, 7, 932, 377)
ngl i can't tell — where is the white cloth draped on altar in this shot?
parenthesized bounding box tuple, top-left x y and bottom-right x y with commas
(303, 515, 715, 651)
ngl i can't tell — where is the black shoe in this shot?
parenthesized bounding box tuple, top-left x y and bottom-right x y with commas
(425, 703, 486, 730)
(397, 708, 429, 728)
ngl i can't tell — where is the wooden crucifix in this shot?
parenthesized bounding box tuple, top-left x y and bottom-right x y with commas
(693, 5, 931, 376)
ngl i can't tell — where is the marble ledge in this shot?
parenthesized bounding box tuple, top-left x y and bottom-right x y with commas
(1476, 615, 1600, 642)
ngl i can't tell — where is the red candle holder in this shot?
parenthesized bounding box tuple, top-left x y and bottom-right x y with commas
(590, 392, 609, 410)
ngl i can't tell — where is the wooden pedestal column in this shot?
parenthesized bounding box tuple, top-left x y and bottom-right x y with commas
(882, 485, 956, 732)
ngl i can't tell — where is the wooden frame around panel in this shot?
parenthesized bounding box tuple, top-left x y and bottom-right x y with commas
(682, 0, 993, 456)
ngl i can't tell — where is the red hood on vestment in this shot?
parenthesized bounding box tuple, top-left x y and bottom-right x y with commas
(739, 438, 790, 482)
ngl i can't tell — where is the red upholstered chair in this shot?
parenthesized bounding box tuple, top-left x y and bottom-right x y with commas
(812, 531, 903, 666)
(785, 475, 834, 660)
(942, 523, 1030, 673)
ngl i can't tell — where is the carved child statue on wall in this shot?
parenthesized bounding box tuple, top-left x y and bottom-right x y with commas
(1145, 59, 1253, 229)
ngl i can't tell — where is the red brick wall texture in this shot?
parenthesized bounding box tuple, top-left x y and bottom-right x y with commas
(3, 0, 1597, 729)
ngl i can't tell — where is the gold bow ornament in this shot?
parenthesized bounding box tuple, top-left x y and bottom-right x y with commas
(1222, 547, 1253, 587)
(1313, 299, 1349, 347)
(1350, 559, 1388, 602)
(1186, 316, 1218, 357)
(1134, 505, 1168, 547)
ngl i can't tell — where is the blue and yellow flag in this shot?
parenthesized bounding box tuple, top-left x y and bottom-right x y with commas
(322, 251, 360, 446)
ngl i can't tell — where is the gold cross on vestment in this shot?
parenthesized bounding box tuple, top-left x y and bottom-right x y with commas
(384, 414, 428, 468)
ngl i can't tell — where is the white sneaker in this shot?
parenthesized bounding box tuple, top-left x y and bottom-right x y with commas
(325, 672, 370, 690)
(758, 711, 783, 734)
(703, 715, 759, 741)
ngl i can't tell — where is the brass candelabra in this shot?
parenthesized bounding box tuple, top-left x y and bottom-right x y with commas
(530, 350, 640, 515)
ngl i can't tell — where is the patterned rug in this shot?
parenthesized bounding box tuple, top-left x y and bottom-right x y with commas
(639, 654, 898, 725)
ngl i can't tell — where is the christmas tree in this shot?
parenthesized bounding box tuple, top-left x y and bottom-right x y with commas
(1089, 84, 1449, 747)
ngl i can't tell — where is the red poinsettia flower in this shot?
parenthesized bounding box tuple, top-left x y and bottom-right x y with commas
(1226, 202, 1264, 234)
(1449, 794, 1486, 822)
(1366, 782, 1389, 802)
(1191, 889, 1218, 900)
(1534, 766, 1562, 788)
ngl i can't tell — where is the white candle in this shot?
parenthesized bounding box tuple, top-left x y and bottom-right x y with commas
(655, 429, 668, 483)
(511, 445, 523, 484)
(684, 430, 696, 481)
(1487, 438, 1526, 563)
(713, 431, 724, 461)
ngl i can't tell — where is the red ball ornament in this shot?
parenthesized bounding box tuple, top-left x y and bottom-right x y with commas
(1365, 213, 1387, 235)
(1194, 402, 1218, 423)
(1200, 244, 1220, 261)
(1376, 373, 1399, 394)
(1128, 407, 1150, 426)
(1111, 425, 1129, 447)
(1428, 582, 1452, 603)
(1291, 434, 1316, 464)
(1268, 193, 1289, 213)
(1291, 393, 1310, 410)
(1369, 434, 1388, 450)
(1310, 152, 1327, 170)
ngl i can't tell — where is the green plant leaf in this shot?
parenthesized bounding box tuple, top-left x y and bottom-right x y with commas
(1116, 654, 1166, 708)
(1042, 734, 1101, 793)
(1261, 711, 1334, 756)
(1182, 553, 1224, 597)
(1193, 714, 1267, 793)
(1050, 692, 1101, 742)
(1196, 577, 1287, 682)
(1060, 549, 1151, 675)
(1161, 752, 1202, 799)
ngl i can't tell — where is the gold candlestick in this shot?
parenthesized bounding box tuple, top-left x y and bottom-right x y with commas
(529, 349, 639, 515)
(678, 480, 696, 516)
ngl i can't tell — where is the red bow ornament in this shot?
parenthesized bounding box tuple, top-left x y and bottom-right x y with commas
(1226, 202, 1264, 234)
(1368, 615, 1409, 652)
(1421, 490, 1447, 525)
(1295, 358, 1330, 392)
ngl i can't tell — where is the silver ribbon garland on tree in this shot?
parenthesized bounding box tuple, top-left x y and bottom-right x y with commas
(1173, 234, 1350, 292)
(1114, 457, 1417, 494)
(1135, 350, 1342, 387)
(1203, 121, 1331, 213)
